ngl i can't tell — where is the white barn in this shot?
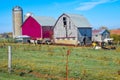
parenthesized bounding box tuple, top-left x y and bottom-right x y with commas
(53, 13, 92, 45)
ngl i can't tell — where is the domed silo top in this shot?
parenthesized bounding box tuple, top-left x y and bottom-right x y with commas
(26, 12, 33, 17)
(13, 6, 23, 11)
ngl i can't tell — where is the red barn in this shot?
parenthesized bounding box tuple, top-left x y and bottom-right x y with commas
(22, 15, 56, 40)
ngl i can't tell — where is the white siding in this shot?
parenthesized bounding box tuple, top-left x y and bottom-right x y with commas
(92, 30, 110, 42)
(54, 13, 92, 45)
(92, 34, 102, 42)
(54, 15, 77, 39)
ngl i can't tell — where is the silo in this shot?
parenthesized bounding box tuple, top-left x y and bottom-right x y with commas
(12, 6, 23, 38)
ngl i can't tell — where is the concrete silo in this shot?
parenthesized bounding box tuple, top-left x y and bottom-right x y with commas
(12, 6, 23, 38)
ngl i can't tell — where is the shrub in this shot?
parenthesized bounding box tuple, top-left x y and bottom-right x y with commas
(110, 34, 120, 44)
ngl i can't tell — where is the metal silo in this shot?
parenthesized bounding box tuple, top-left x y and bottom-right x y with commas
(12, 6, 23, 38)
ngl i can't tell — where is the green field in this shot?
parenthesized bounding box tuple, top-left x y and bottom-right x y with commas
(0, 43, 120, 80)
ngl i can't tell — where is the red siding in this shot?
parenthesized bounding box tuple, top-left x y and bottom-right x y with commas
(22, 16, 53, 40)
(42, 26, 53, 39)
(22, 16, 42, 39)
(110, 30, 120, 35)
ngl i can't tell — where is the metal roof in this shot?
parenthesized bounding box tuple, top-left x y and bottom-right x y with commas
(64, 13, 91, 27)
(110, 30, 120, 35)
(13, 6, 22, 11)
(92, 29, 109, 35)
(33, 16, 56, 26)
(15, 35, 30, 38)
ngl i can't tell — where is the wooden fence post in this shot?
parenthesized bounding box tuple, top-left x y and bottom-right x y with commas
(8, 46, 12, 73)
(66, 50, 70, 80)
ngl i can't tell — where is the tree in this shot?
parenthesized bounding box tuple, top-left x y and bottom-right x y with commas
(110, 34, 120, 43)
(99, 26, 108, 30)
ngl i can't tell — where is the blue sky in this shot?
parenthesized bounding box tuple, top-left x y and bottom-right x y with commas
(0, 0, 120, 33)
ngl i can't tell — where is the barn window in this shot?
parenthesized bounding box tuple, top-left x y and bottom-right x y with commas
(63, 17, 66, 21)
(95, 35, 98, 37)
(63, 17, 67, 26)
(73, 37, 75, 40)
(67, 38, 70, 40)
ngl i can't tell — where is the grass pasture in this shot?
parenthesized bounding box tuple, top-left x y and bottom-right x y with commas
(0, 43, 120, 80)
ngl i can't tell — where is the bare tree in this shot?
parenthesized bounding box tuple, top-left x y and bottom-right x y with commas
(99, 26, 108, 30)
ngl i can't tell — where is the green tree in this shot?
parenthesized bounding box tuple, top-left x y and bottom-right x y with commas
(110, 34, 120, 43)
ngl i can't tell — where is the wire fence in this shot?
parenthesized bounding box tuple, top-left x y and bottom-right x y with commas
(0, 43, 73, 79)
(0, 43, 120, 80)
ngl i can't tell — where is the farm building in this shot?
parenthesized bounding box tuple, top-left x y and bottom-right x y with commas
(92, 29, 110, 42)
(15, 35, 30, 43)
(110, 29, 120, 35)
(22, 14, 56, 40)
(54, 13, 92, 45)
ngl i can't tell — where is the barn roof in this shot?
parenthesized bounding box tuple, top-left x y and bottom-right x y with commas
(92, 29, 109, 35)
(33, 16, 56, 26)
(64, 13, 91, 27)
(110, 29, 120, 35)
(24, 15, 56, 26)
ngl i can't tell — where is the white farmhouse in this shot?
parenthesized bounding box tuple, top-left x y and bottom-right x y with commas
(92, 29, 110, 42)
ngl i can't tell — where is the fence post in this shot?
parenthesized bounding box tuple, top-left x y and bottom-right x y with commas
(66, 50, 70, 80)
(8, 46, 12, 73)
